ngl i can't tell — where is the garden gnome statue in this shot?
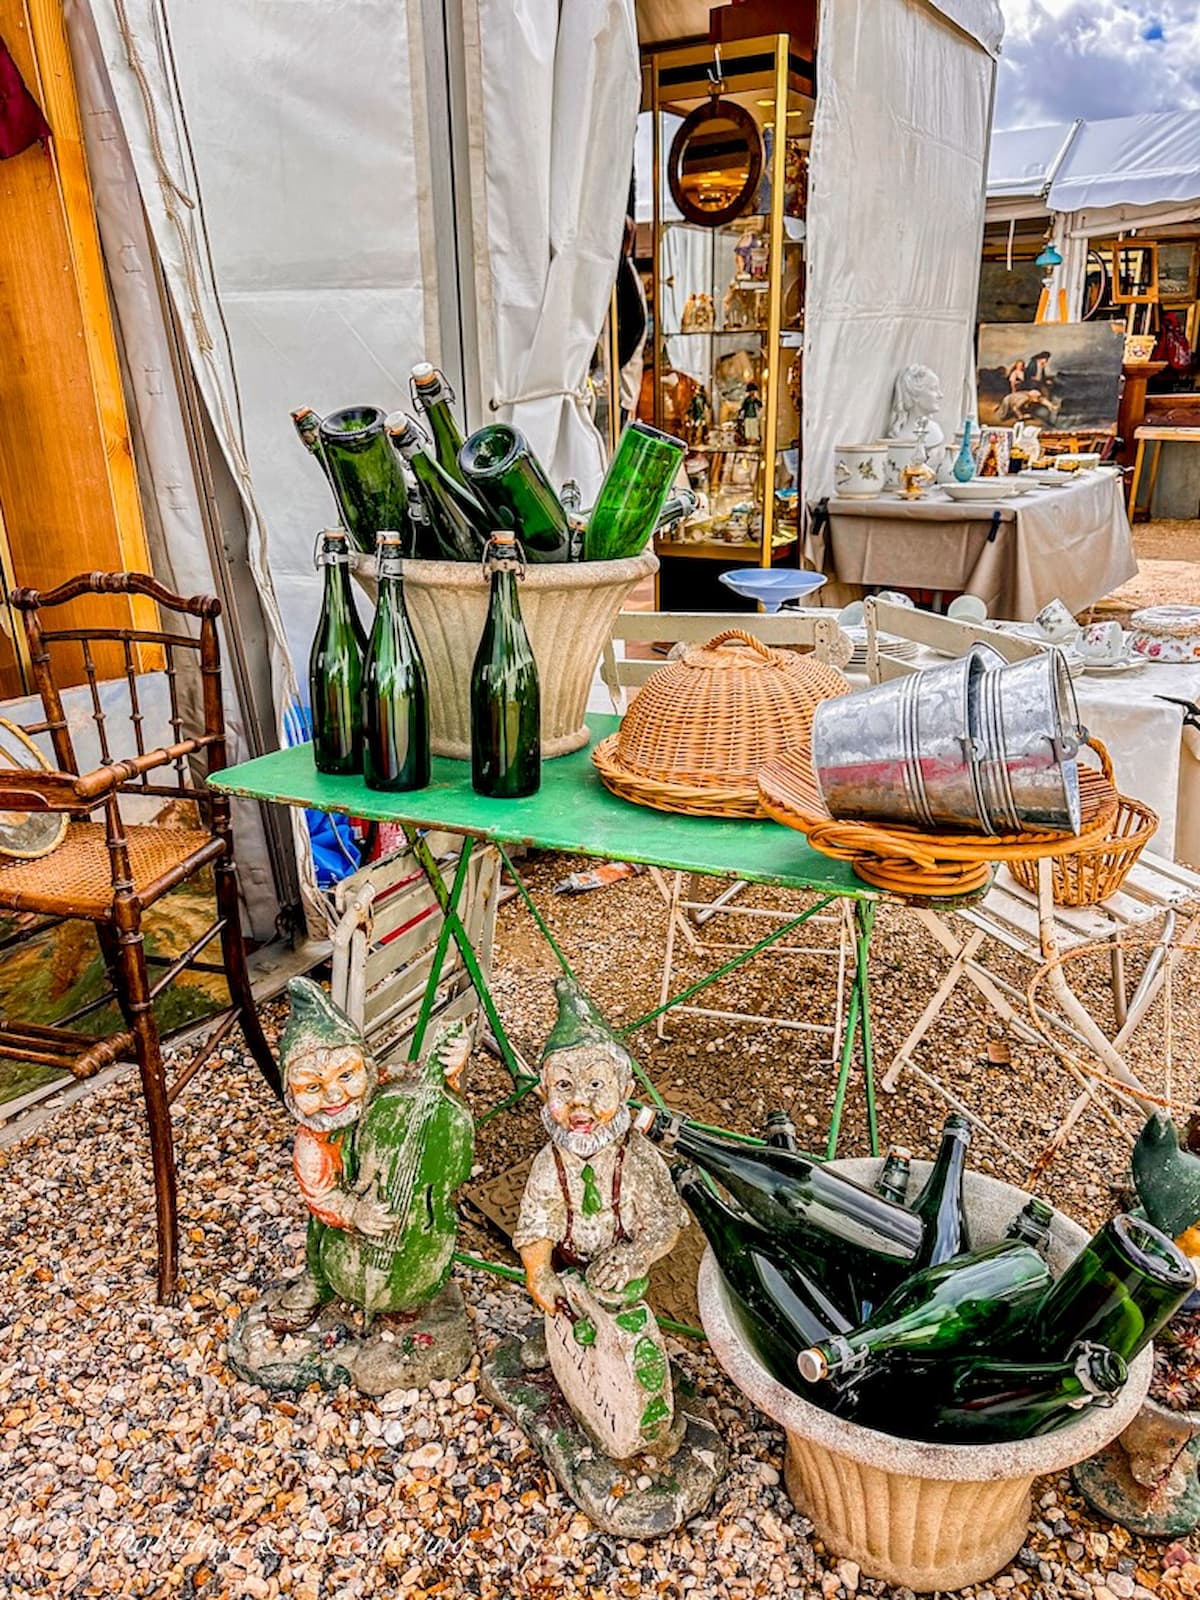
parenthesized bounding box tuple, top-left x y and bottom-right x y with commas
(228, 978, 475, 1394)
(480, 977, 726, 1537)
(887, 362, 946, 469)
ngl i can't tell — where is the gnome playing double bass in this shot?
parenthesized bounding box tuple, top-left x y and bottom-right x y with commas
(513, 979, 686, 1317)
(270, 977, 473, 1332)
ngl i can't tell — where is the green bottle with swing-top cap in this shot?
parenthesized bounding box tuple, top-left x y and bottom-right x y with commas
(470, 531, 541, 797)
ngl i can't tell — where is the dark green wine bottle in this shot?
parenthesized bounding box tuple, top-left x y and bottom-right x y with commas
(1031, 1213, 1195, 1364)
(316, 405, 413, 555)
(677, 1165, 850, 1388)
(459, 425, 570, 563)
(361, 531, 430, 792)
(797, 1241, 1053, 1385)
(387, 414, 489, 562)
(844, 1342, 1128, 1444)
(310, 529, 364, 775)
(631, 1108, 924, 1292)
(875, 1148, 913, 1205)
(583, 421, 686, 561)
(411, 363, 469, 487)
(470, 531, 541, 798)
(292, 405, 338, 498)
(765, 1110, 798, 1151)
(1006, 1198, 1054, 1254)
(910, 1115, 972, 1270)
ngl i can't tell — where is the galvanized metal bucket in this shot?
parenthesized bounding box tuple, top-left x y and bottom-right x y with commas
(976, 648, 1085, 835)
(811, 644, 1003, 831)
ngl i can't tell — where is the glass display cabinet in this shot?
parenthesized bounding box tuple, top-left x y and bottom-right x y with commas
(645, 33, 814, 609)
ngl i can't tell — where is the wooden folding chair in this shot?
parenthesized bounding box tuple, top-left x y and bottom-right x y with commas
(601, 610, 854, 1055)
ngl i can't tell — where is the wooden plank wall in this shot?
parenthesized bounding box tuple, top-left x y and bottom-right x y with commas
(0, 0, 157, 698)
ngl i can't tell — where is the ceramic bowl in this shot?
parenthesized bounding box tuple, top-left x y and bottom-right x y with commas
(1128, 605, 1200, 663)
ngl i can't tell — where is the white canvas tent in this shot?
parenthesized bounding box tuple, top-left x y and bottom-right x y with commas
(987, 111, 1200, 319)
(61, 0, 999, 932)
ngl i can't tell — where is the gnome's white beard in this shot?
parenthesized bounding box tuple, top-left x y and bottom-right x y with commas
(542, 1103, 631, 1161)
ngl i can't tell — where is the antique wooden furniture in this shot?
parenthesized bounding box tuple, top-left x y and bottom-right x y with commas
(1128, 425, 1200, 521)
(0, 571, 281, 1302)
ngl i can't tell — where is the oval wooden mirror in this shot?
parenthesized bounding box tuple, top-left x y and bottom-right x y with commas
(668, 99, 763, 228)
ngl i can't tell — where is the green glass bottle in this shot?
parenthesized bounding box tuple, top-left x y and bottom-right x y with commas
(844, 1343, 1128, 1444)
(764, 1110, 799, 1151)
(292, 405, 338, 498)
(316, 405, 414, 555)
(797, 1241, 1053, 1385)
(310, 528, 364, 775)
(361, 531, 430, 793)
(387, 414, 489, 562)
(411, 364, 469, 487)
(470, 531, 541, 798)
(631, 1108, 924, 1296)
(1031, 1213, 1195, 1364)
(875, 1148, 913, 1206)
(1006, 1198, 1054, 1255)
(910, 1114, 973, 1270)
(459, 425, 570, 563)
(676, 1165, 851, 1389)
(583, 421, 686, 562)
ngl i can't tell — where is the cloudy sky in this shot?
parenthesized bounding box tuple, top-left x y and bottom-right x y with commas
(995, 0, 1200, 129)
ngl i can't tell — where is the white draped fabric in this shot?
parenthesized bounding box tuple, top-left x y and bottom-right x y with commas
(803, 0, 996, 505)
(472, 0, 640, 499)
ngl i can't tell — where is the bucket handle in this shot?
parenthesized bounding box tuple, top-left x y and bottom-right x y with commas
(1078, 734, 1113, 785)
(705, 629, 780, 663)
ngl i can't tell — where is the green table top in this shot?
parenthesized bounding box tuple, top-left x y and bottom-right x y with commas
(211, 714, 873, 898)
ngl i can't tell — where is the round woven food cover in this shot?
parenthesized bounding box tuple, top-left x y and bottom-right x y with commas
(593, 629, 850, 817)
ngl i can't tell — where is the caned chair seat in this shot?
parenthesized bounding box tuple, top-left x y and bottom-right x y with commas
(0, 824, 225, 919)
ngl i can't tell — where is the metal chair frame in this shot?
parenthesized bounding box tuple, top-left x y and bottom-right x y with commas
(1, 571, 281, 1301)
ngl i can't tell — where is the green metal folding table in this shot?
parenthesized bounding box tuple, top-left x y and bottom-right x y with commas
(211, 714, 881, 1157)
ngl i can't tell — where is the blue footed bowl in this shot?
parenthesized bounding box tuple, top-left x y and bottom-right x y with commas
(718, 568, 828, 614)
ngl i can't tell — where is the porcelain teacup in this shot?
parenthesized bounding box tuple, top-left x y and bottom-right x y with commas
(1079, 621, 1126, 664)
(947, 594, 988, 623)
(1034, 598, 1078, 645)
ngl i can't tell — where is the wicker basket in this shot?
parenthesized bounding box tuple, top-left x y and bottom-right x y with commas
(757, 741, 1121, 899)
(593, 629, 849, 818)
(1006, 744, 1158, 905)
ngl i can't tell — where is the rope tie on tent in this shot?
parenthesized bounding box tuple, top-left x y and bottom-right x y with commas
(490, 385, 589, 411)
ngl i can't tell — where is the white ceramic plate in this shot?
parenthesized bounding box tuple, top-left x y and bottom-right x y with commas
(941, 480, 1019, 502)
(1082, 657, 1146, 677)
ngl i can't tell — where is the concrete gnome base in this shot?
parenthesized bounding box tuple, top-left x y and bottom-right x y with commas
(499, 976, 725, 1533)
(229, 1279, 473, 1395)
(482, 1323, 726, 1538)
(229, 978, 476, 1396)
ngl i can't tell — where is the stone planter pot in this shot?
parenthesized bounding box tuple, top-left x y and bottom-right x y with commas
(1074, 1395, 1200, 1537)
(353, 551, 656, 759)
(698, 1158, 1152, 1592)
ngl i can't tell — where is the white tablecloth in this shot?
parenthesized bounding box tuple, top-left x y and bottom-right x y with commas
(825, 471, 1137, 621)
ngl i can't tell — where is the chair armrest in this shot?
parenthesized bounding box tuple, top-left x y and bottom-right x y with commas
(0, 735, 216, 811)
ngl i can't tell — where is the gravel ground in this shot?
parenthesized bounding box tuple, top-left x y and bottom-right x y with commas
(2, 852, 1199, 1599)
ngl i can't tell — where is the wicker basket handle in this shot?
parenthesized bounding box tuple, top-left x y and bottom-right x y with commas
(704, 629, 779, 662)
(1082, 735, 1115, 787)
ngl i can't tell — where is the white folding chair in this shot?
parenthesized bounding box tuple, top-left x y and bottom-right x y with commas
(601, 610, 855, 1058)
(862, 598, 1200, 1167)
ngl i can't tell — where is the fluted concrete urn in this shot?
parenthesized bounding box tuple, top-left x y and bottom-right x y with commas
(698, 1159, 1152, 1593)
(353, 551, 656, 760)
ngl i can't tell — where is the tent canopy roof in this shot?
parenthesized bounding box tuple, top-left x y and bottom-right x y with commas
(988, 111, 1200, 214)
